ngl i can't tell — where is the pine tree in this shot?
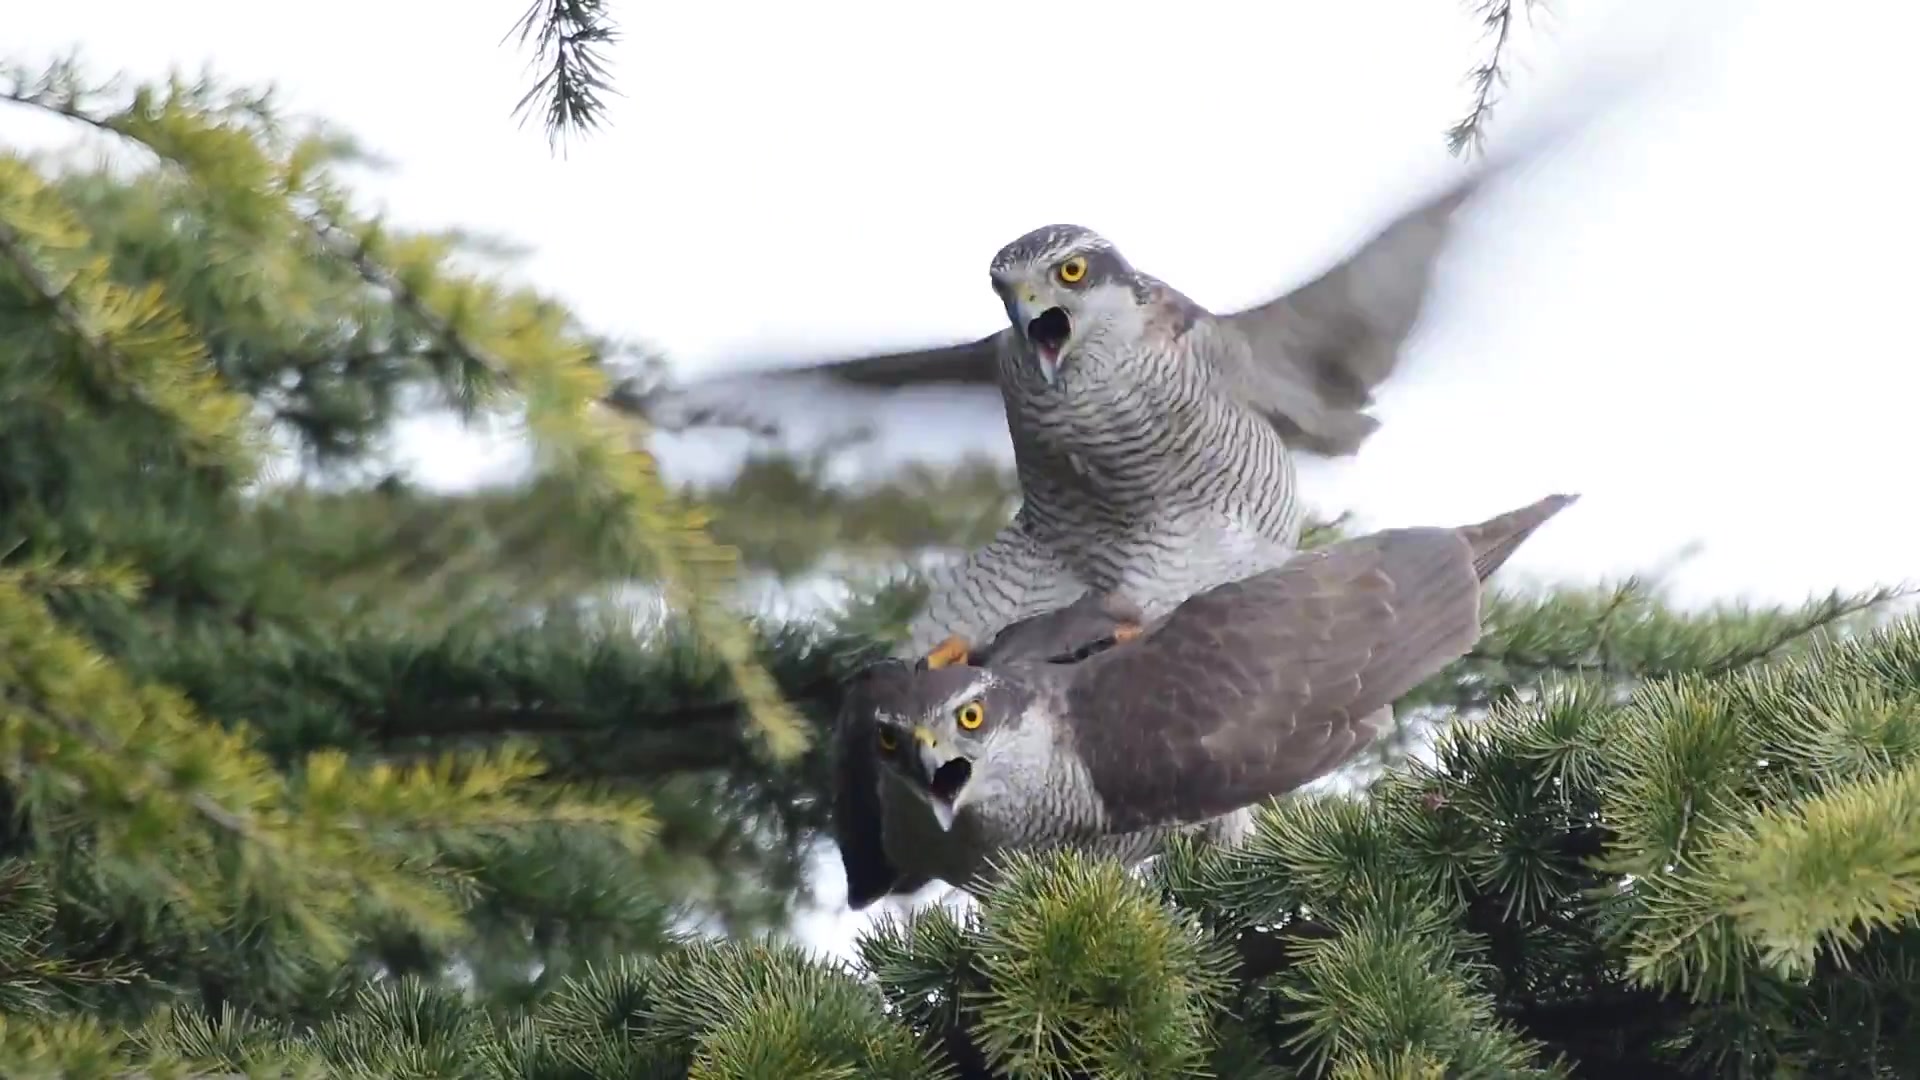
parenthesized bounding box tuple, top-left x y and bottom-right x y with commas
(5, 54, 1919, 1079)
(0, 53, 813, 1046)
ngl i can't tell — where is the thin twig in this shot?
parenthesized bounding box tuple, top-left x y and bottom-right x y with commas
(1448, 0, 1537, 157)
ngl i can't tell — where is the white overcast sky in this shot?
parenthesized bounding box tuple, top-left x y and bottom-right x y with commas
(7, 0, 1919, 956)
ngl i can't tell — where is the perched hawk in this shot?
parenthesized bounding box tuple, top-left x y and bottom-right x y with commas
(833, 493, 1576, 903)
(815, 182, 1492, 909)
(602, 65, 1647, 910)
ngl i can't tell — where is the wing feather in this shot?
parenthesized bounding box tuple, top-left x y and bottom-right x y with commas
(783, 333, 1004, 389)
(1210, 175, 1479, 457)
(1209, 57, 1675, 459)
(612, 333, 1006, 437)
(1064, 525, 1485, 831)
(1064, 493, 1574, 829)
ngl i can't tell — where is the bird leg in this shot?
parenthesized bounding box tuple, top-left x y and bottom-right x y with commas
(921, 634, 974, 670)
(1048, 621, 1146, 664)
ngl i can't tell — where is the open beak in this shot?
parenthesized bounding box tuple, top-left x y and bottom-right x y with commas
(910, 725, 973, 832)
(1002, 287, 1073, 386)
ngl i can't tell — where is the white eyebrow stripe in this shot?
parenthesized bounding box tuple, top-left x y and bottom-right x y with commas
(935, 675, 993, 718)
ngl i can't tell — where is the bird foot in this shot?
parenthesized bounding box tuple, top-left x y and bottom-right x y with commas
(921, 634, 974, 671)
(1053, 621, 1147, 664)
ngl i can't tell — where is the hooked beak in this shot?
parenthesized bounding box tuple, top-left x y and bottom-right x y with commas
(1002, 285, 1073, 386)
(910, 725, 974, 832)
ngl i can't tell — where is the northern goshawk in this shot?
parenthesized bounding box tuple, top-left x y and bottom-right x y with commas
(833, 492, 1575, 901)
(816, 181, 1491, 908)
(648, 171, 1488, 660)
(605, 76, 1640, 908)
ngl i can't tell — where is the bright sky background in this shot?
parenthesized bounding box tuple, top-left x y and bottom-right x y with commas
(8, 0, 1918, 959)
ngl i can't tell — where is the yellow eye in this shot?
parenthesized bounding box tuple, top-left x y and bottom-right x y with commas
(956, 701, 985, 731)
(876, 726, 897, 751)
(1055, 256, 1087, 284)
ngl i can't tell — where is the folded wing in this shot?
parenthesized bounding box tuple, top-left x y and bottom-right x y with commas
(1064, 494, 1573, 831)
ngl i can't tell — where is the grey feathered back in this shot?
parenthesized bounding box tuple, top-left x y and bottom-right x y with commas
(832, 493, 1575, 903)
(1050, 493, 1576, 831)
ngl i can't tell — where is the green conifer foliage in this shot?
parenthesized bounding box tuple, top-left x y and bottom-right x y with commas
(0, 54, 804, 1036)
(3, 55, 1916, 1079)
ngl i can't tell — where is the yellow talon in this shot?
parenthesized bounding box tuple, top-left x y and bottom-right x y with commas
(1112, 622, 1144, 644)
(924, 635, 972, 670)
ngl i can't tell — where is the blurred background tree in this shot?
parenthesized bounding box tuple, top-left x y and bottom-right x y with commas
(4, 52, 1918, 1079)
(0, 53, 810, 1033)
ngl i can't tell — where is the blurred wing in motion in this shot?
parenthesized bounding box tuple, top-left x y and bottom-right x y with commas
(609, 333, 1006, 439)
(1206, 176, 1480, 456)
(602, 51, 1671, 457)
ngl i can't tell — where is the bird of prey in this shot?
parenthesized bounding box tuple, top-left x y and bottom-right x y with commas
(622, 86, 1640, 662)
(832, 492, 1575, 904)
(635, 171, 1485, 659)
(806, 100, 1631, 908)
(617, 57, 1672, 667)
(791, 176, 1511, 908)
(815, 176, 1504, 910)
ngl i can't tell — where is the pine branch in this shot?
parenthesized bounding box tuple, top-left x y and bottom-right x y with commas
(1447, 0, 1545, 157)
(1, 55, 809, 764)
(505, 0, 621, 150)
(486, 1, 1553, 155)
(5, 44, 750, 1069)
(303, 196, 807, 764)
(0, 861, 142, 1016)
(694, 452, 1020, 579)
(1425, 580, 1908, 713)
(21, 615, 1920, 1080)
(0, 60, 739, 1028)
(0, 158, 256, 472)
(0, 576, 661, 966)
(1719, 758, 1920, 979)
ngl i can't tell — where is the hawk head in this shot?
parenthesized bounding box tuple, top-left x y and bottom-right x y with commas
(867, 663, 1046, 833)
(988, 224, 1153, 387)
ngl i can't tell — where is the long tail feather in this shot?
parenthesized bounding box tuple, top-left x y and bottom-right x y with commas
(1458, 493, 1580, 581)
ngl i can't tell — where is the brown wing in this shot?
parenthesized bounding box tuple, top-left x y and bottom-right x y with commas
(1209, 174, 1479, 458)
(1063, 496, 1570, 831)
(830, 659, 927, 909)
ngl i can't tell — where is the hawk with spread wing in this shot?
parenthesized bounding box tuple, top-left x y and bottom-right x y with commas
(808, 178, 1493, 908)
(638, 173, 1483, 661)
